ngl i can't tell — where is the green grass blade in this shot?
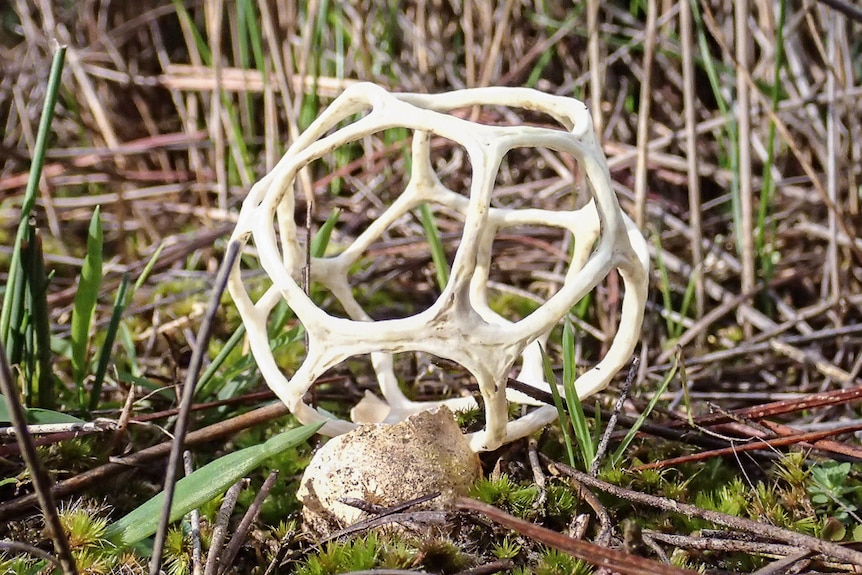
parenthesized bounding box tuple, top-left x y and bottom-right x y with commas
(240, 0, 265, 69)
(526, 49, 554, 88)
(90, 241, 165, 401)
(171, 0, 253, 184)
(562, 321, 594, 470)
(0, 46, 66, 352)
(4, 232, 27, 366)
(0, 397, 84, 425)
(311, 208, 341, 258)
(236, 0, 254, 131)
(118, 322, 141, 379)
(132, 242, 165, 297)
(756, 0, 787, 286)
(652, 235, 678, 340)
(23, 227, 53, 409)
(689, 0, 741, 255)
(89, 273, 131, 411)
(267, 299, 294, 337)
(540, 343, 576, 468)
(610, 361, 677, 468)
(676, 269, 699, 339)
(419, 204, 449, 291)
(195, 323, 246, 398)
(105, 422, 323, 547)
(189, 211, 332, 399)
(70, 206, 104, 406)
(591, 399, 602, 448)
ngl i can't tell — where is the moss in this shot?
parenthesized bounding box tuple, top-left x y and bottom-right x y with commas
(414, 537, 472, 574)
(470, 475, 540, 520)
(295, 533, 380, 575)
(532, 548, 592, 575)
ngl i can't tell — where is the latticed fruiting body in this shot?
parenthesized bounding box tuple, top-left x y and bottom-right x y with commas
(228, 83, 649, 452)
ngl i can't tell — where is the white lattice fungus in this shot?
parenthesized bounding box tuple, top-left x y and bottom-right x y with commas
(227, 83, 649, 452)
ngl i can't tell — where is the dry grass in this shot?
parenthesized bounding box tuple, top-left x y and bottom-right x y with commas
(2, 0, 860, 405)
(2, 0, 862, 572)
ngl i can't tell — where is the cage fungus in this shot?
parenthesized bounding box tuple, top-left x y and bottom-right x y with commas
(228, 83, 649, 452)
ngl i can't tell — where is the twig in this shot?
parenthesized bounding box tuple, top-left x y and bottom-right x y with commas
(679, 0, 704, 339)
(698, 0, 862, 268)
(668, 384, 862, 429)
(322, 493, 443, 543)
(183, 451, 203, 575)
(769, 339, 852, 383)
(751, 550, 812, 575)
(129, 389, 279, 424)
(632, 0, 657, 228)
(587, 0, 602, 135)
(639, 531, 670, 564)
(0, 390, 280, 458)
(557, 473, 612, 547)
(651, 323, 862, 374)
(505, 377, 729, 452)
(527, 438, 546, 512)
(219, 470, 280, 575)
(107, 383, 136, 454)
(475, 0, 515, 89)
(0, 344, 77, 575)
(825, 5, 840, 302)
(205, 0, 227, 210)
(0, 400, 290, 522)
(262, 535, 292, 575)
(339, 492, 441, 518)
(0, 539, 63, 568)
(590, 356, 638, 475)
(456, 497, 697, 575)
(736, 0, 754, 338)
(645, 530, 806, 557)
(815, 0, 862, 23)
(543, 456, 862, 566)
(634, 421, 862, 470)
(759, 419, 862, 460)
(0, 419, 117, 436)
(204, 479, 246, 575)
(320, 510, 447, 544)
(149, 240, 240, 575)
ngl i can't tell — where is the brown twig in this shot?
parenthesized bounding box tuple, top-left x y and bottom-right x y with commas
(590, 356, 638, 475)
(634, 421, 862, 471)
(556, 473, 612, 548)
(0, 401, 290, 521)
(456, 497, 698, 575)
(0, 390, 280, 458)
(0, 539, 64, 569)
(527, 438, 547, 512)
(322, 493, 444, 544)
(673, 384, 862, 429)
(0, 344, 78, 575)
(204, 479, 246, 575)
(218, 470, 280, 575)
(180, 451, 203, 575)
(645, 530, 807, 557)
(751, 551, 812, 575)
(543, 456, 862, 566)
(149, 240, 240, 575)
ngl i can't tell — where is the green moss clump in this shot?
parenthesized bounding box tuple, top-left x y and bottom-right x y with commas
(470, 475, 540, 519)
(295, 533, 380, 575)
